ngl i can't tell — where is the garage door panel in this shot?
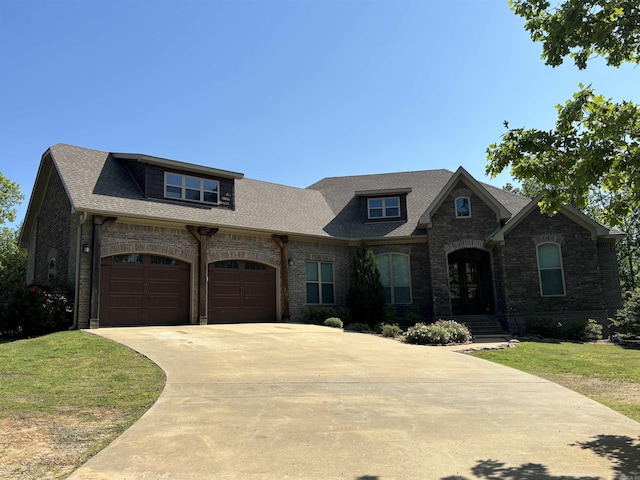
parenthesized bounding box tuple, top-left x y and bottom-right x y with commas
(208, 260, 276, 323)
(100, 254, 190, 326)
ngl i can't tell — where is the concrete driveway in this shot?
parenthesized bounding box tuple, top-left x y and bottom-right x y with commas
(68, 324, 640, 480)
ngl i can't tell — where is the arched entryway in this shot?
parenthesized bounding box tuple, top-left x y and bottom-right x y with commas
(448, 248, 494, 315)
(208, 260, 277, 323)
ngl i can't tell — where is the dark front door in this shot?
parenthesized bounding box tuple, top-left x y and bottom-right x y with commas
(208, 260, 277, 323)
(448, 249, 494, 315)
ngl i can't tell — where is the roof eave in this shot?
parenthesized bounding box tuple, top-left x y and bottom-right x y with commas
(112, 152, 245, 180)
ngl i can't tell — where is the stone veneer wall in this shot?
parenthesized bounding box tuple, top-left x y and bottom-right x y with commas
(427, 181, 502, 318)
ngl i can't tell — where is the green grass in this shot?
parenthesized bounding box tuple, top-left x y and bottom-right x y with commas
(471, 341, 640, 422)
(0, 330, 165, 417)
(0, 330, 165, 478)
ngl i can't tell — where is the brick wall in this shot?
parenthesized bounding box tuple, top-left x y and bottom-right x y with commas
(501, 209, 608, 318)
(287, 240, 350, 321)
(32, 169, 72, 285)
(427, 181, 502, 318)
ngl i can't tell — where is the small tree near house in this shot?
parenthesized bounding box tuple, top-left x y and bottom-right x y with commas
(347, 241, 385, 329)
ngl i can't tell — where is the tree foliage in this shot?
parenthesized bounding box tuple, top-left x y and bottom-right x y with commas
(1, 171, 24, 225)
(346, 241, 384, 328)
(511, 0, 640, 69)
(488, 85, 639, 227)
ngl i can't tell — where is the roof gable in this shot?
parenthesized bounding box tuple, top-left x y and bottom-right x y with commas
(418, 167, 511, 228)
(488, 195, 624, 244)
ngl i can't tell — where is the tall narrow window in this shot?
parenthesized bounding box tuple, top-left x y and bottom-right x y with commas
(376, 253, 412, 304)
(537, 243, 565, 296)
(305, 262, 334, 304)
(455, 197, 471, 218)
(48, 258, 56, 283)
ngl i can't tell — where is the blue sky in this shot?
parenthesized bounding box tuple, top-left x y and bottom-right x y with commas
(1, 0, 638, 227)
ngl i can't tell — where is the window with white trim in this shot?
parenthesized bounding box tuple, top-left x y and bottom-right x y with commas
(367, 197, 400, 219)
(455, 196, 471, 218)
(305, 262, 335, 304)
(164, 173, 219, 204)
(376, 253, 412, 304)
(537, 242, 566, 296)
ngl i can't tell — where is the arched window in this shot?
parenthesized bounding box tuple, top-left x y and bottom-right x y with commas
(536, 243, 565, 296)
(455, 197, 471, 218)
(376, 253, 412, 304)
(48, 258, 56, 284)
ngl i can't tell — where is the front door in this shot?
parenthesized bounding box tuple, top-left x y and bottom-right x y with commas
(448, 249, 494, 315)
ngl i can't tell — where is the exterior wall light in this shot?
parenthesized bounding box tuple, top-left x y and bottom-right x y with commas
(288, 258, 294, 266)
(83, 243, 91, 254)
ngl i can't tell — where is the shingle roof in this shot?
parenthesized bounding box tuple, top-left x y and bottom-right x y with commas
(25, 143, 532, 241)
(308, 170, 531, 238)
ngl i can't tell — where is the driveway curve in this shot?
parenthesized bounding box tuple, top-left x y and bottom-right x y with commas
(68, 324, 640, 480)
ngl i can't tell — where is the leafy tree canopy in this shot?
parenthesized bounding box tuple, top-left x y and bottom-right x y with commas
(0, 171, 24, 225)
(511, 0, 640, 69)
(488, 85, 639, 227)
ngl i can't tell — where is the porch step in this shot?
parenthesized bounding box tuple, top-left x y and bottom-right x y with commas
(452, 315, 509, 338)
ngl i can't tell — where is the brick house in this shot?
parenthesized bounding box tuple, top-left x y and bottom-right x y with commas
(20, 144, 623, 334)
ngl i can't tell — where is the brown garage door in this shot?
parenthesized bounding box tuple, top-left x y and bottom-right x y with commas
(100, 254, 190, 326)
(208, 260, 276, 323)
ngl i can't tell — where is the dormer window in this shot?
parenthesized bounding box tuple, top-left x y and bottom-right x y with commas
(455, 197, 471, 218)
(165, 173, 219, 204)
(368, 197, 400, 219)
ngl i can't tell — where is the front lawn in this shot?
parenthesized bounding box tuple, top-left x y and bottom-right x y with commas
(0, 331, 165, 479)
(471, 341, 640, 422)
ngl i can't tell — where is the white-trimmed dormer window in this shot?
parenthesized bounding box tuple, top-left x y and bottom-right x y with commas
(455, 196, 471, 218)
(165, 173, 219, 204)
(368, 197, 400, 219)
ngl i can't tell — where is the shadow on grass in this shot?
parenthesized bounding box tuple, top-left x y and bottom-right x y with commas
(440, 435, 640, 479)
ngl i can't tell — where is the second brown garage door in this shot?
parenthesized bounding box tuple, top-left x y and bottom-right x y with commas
(208, 260, 277, 323)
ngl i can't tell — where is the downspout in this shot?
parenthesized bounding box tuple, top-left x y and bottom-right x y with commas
(70, 211, 88, 330)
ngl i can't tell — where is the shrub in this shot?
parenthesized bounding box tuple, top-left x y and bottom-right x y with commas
(0, 283, 74, 338)
(303, 306, 338, 325)
(324, 317, 343, 329)
(610, 288, 640, 336)
(381, 323, 403, 338)
(581, 319, 603, 342)
(526, 316, 603, 341)
(344, 322, 371, 333)
(404, 320, 471, 345)
(346, 241, 384, 328)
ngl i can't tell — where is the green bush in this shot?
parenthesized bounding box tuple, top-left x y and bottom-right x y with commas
(610, 288, 640, 336)
(324, 317, 343, 329)
(303, 306, 338, 325)
(0, 283, 74, 338)
(404, 320, 471, 345)
(344, 322, 371, 333)
(582, 319, 603, 342)
(381, 323, 403, 338)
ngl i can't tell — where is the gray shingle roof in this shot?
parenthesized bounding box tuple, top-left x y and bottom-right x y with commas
(35, 144, 532, 240)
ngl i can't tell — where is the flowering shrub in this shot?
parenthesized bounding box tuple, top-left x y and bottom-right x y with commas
(404, 320, 471, 345)
(0, 283, 73, 338)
